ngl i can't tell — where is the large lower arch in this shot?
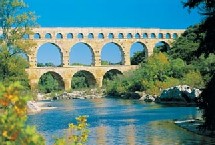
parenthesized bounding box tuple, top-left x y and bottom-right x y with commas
(37, 43, 63, 67)
(38, 71, 65, 93)
(101, 42, 125, 65)
(70, 42, 95, 66)
(154, 41, 171, 53)
(102, 69, 123, 86)
(130, 42, 148, 65)
(71, 70, 97, 89)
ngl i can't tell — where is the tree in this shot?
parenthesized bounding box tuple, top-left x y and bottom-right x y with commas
(184, 0, 215, 56)
(0, 0, 37, 87)
(0, 83, 45, 144)
(71, 72, 91, 89)
(106, 53, 190, 96)
(184, 0, 215, 131)
(167, 24, 204, 64)
(131, 50, 146, 65)
(182, 70, 204, 88)
(101, 60, 110, 65)
(39, 73, 64, 93)
(198, 74, 215, 131)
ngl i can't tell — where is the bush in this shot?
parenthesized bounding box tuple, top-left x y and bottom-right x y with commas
(0, 82, 45, 145)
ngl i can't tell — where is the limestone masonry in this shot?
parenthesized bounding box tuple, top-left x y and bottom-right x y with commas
(14, 27, 184, 90)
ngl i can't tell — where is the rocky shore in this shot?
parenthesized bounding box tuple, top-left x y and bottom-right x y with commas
(52, 90, 104, 100)
(27, 101, 57, 114)
(174, 119, 215, 138)
(37, 89, 105, 100)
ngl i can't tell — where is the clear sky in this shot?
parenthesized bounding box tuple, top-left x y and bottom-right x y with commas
(28, 0, 202, 65)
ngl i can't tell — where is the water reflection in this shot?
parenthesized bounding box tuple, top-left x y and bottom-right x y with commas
(27, 98, 215, 145)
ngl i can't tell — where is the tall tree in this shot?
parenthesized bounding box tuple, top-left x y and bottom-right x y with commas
(0, 0, 37, 87)
(167, 24, 204, 64)
(184, 0, 215, 131)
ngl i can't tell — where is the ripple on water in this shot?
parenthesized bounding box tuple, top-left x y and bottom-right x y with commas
(27, 99, 215, 145)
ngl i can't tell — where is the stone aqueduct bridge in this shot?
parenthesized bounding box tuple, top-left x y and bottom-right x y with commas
(25, 27, 185, 91)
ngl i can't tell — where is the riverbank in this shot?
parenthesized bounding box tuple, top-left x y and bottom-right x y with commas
(37, 89, 105, 100)
(174, 119, 215, 138)
(27, 101, 57, 114)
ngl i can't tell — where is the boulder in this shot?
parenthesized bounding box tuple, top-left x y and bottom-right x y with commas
(139, 92, 156, 102)
(156, 85, 202, 104)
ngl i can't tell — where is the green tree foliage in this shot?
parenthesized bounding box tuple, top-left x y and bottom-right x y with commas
(184, 0, 215, 131)
(192, 53, 215, 83)
(0, 0, 37, 88)
(140, 53, 184, 95)
(184, 0, 215, 56)
(0, 82, 45, 144)
(102, 70, 122, 87)
(131, 50, 146, 65)
(184, 0, 215, 132)
(154, 42, 169, 53)
(72, 72, 91, 89)
(72, 77, 88, 89)
(37, 62, 56, 67)
(182, 71, 204, 88)
(168, 23, 214, 84)
(39, 73, 64, 93)
(101, 60, 110, 65)
(106, 53, 200, 96)
(198, 74, 215, 131)
(167, 24, 204, 63)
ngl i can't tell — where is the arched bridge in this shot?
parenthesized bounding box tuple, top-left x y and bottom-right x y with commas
(24, 27, 184, 90)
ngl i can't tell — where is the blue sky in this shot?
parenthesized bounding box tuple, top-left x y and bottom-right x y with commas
(28, 0, 202, 65)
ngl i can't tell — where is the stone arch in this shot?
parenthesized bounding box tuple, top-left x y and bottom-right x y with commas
(71, 70, 97, 88)
(88, 33, 94, 39)
(165, 33, 171, 39)
(23, 34, 29, 39)
(56, 33, 63, 39)
(78, 33, 84, 39)
(143, 33, 148, 39)
(118, 33, 124, 39)
(38, 71, 65, 92)
(102, 69, 123, 86)
(154, 41, 171, 53)
(127, 33, 133, 39)
(36, 42, 63, 67)
(173, 33, 178, 39)
(135, 33, 140, 39)
(98, 33, 104, 39)
(67, 33, 73, 39)
(101, 42, 125, 65)
(34, 33, 41, 39)
(158, 33, 164, 39)
(70, 42, 95, 66)
(108, 33, 114, 39)
(150, 33, 156, 39)
(130, 41, 148, 65)
(45, 33, 52, 39)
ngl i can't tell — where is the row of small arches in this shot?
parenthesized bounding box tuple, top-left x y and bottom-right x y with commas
(23, 32, 179, 40)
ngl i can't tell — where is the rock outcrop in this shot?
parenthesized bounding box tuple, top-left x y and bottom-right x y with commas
(139, 92, 156, 102)
(53, 89, 104, 100)
(156, 85, 202, 104)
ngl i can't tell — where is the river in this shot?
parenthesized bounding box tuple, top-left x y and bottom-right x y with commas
(27, 98, 215, 145)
